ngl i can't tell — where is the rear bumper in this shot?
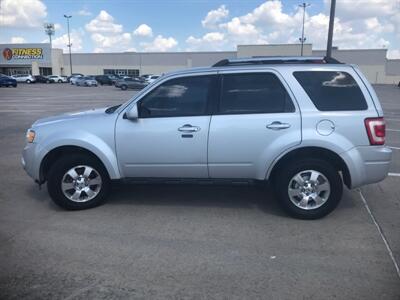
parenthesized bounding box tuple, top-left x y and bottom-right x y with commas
(341, 146, 392, 188)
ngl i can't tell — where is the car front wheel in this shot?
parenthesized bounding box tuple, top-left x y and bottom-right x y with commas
(47, 154, 110, 210)
(26, 79, 31, 83)
(121, 85, 127, 90)
(274, 158, 343, 219)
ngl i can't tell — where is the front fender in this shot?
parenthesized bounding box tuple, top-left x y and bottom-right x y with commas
(36, 130, 121, 180)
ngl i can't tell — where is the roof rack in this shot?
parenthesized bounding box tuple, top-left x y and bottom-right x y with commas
(212, 56, 342, 67)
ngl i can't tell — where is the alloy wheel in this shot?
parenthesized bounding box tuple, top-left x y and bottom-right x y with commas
(288, 170, 331, 210)
(61, 165, 102, 202)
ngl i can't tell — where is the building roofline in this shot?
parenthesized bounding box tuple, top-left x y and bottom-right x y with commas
(238, 43, 312, 47)
(313, 48, 388, 52)
(62, 51, 237, 55)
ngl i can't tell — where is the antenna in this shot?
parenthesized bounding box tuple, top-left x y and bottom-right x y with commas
(44, 23, 55, 48)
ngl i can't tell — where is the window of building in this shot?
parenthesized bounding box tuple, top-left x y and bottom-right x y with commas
(293, 71, 368, 111)
(138, 75, 212, 118)
(219, 73, 295, 114)
(104, 69, 139, 77)
(39, 67, 52, 76)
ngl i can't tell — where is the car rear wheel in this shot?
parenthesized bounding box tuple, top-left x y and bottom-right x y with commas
(121, 85, 127, 90)
(47, 154, 110, 210)
(274, 158, 343, 219)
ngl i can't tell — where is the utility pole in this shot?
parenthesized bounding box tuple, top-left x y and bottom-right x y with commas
(299, 3, 310, 56)
(64, 15, 73, 75)
(326, 0, 336, 58)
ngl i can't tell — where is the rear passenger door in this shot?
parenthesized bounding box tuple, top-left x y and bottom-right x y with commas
(208, 70, 301, 180)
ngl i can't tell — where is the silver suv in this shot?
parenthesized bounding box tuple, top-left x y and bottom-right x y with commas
(22, 57, 392, 219)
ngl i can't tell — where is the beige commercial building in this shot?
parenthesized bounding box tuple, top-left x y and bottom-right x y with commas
(1, 43, 399, 84)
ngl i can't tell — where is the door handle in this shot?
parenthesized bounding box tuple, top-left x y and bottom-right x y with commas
(266, 121, 291, 130)
(178, 124, 201, 132)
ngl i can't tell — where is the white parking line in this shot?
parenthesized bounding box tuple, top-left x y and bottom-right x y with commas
(0, 110, 47, 113)
(389, 146, 400, 150)
(387, 129, 400, 132)
(358, 190, 400, 279)
(386, 118, 400, 122)
(388, 173, 400, 177)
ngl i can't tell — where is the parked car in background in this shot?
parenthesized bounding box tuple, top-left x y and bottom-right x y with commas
(33, 75, 50, 83)
(0, 74, 17, 87)
(146, 75, 160, 84)
(22, 56, 392, 219)
(95, 75, 113, 85)
(12, 74, 36, 83)
(75, 76, 98, 87)
(67, 73, 84, 82)
(70, 75, 83, 85)
(115, 77, 147, 90)
(108, 75, 121, 85)
(47, 75, 68, 83)
(141, 74, 152, 81)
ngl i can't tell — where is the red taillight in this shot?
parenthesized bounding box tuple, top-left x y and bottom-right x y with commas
(365, 117, 385, 145)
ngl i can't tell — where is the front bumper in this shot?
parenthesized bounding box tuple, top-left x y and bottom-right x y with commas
(341, 146, 392, 188)
(21, 142, 40, 181)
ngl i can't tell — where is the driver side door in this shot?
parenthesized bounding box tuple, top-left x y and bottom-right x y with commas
(115, 73, 217, 178)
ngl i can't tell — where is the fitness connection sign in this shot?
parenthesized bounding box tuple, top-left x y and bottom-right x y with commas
(0, 43, 51, 65)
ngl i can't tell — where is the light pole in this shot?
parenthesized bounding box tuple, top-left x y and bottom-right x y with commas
(299, 3, 310, 56)
(44, 23, 55, 48)
(64, 14, 73, 75)
(326, 0, 336, 58)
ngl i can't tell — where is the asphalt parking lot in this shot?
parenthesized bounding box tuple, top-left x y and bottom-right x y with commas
(0, 83, 399, 299)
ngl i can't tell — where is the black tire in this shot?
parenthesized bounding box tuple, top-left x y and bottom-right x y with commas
(274, 158, 343, 219)
(58, 79, 62, 83)
(26, 79, 31, 83)
(121, 85, 127, 90)
(13, 84, 17, 88)
(47, 154, 110, 210)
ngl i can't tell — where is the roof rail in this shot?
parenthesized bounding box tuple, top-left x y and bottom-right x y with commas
(212, 56, 342, 67)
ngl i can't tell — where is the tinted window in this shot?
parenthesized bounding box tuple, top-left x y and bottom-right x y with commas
(139, 75, 212, 118)
(219, 73, 294, 114)
(293, 71, 367, 111)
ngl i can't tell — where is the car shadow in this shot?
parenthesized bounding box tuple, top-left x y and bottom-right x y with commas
(107, 183, 287, 217)
(26, 182, 354, 218)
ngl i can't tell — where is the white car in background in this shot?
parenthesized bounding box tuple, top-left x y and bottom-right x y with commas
(141, 74, 159, 84)
(70, 75, 83, 85)
(47, 75, 67, 83)
(11, 74, 36, 84)
(147, 75, 160, 84)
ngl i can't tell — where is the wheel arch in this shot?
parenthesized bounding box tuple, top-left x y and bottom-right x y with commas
(268, 146, 351, 188)
(40, 145, 114, 183)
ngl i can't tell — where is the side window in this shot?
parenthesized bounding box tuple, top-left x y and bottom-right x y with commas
(219, 73, 295, 114)
(139, 75, 212, 118)
(293, 71, 368, 111)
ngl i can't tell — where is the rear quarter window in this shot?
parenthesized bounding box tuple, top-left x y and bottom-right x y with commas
(293, 71, 368, 111)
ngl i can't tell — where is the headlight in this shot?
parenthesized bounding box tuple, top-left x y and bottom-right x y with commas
(26, 129, 36, 143)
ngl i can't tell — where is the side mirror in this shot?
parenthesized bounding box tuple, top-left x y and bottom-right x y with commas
(125, 103, 139, 120)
